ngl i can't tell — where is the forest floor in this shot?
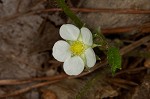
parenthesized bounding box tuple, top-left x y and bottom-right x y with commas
(0, 0, 150, 99)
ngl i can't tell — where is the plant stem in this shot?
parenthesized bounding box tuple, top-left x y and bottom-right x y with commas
(55, 0, 83, 28)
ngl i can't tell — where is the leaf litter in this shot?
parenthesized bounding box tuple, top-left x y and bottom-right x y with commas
(0, 0, 150, 99)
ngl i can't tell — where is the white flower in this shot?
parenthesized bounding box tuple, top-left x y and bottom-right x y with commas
(52, 24, 96, 75)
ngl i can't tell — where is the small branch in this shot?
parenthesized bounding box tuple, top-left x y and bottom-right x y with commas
(115, 67, 146, 76)
(101, 24, 150, 34)
(110, 82, 132, 89)
(0, 74, 68, 85)
(0, 80, 60, 98)
(108, 78, 138, 86)
(41, 8, 150, 14)
(120, 35, 150, 55)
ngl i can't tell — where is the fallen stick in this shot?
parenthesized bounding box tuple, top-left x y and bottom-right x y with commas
(42, 8, 150, 14)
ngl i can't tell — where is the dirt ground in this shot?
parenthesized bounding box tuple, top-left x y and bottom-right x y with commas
(0, 0, 150, 99)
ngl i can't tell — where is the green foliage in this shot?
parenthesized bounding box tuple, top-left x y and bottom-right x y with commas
(55, 0, 83, 28)
(107, 47, 122, 75)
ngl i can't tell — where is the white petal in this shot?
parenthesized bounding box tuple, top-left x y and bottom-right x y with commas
(60, 24, 80, 41)
(81, 27, 93, 46)
(52, 40, 71, 62)
(85, 48, 96, 67)
(63, 56, 84, 75)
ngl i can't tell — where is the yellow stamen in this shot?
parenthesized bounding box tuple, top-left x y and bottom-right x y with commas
(70, 41, 85, 56)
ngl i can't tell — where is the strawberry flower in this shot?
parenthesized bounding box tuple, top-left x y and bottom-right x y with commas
(52, 24, 96, 75)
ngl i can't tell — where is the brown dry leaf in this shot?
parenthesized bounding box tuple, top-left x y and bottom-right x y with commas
(41, 89, 57, 99)
(144, 58, 150, 68)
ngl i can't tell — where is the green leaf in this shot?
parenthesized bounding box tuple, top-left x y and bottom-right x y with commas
(55, 0, 83, 28)
(107, 47, 122, 75)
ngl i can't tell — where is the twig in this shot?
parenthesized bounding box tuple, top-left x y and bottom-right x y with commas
(108, 78, 138, 86)
(101, 24, 150, 34)
(41, 8, 150, 14)
(0, 80, 60, 98)
(115, 67, 146, 76)
(0, 74, 68, 85)
(111, 82, 132, 89)
(129, 58, 143, 69)
(120, 35, 150, 55)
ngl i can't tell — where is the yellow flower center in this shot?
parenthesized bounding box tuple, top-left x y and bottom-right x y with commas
(70, 41, 85, 56)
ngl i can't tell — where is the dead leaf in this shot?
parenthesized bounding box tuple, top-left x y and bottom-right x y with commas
(144, 59, 150, 68)
(41, 89, 57, 99)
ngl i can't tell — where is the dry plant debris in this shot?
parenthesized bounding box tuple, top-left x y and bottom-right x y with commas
(0, 0, 150, 99)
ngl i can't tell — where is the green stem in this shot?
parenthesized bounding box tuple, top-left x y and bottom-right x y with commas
(55, 0, 84, 28)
